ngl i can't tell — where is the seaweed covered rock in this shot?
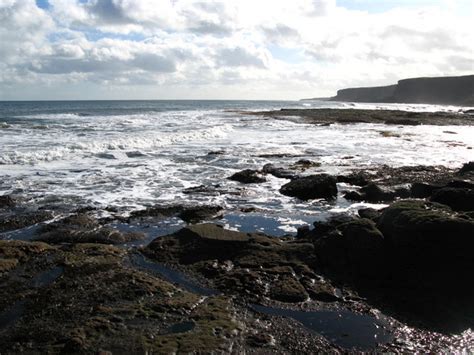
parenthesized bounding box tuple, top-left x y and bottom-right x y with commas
(314, 219, 385, 279)
(145, 224, 317, 303)
(430, 187, 474, 211)
(130, 204, 223, 223)
(377, 200, 474, 248)
(0, 210, 54, 233)
(0, 195, 15, 209)
(35, 214, 144, 244)
(280, 174, 337, 200)
(0, 241, 240, 354)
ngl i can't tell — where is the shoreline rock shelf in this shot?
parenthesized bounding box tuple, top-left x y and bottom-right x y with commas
(0, 161, 473, 352)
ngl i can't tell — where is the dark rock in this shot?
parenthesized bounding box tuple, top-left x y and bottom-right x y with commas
(296, 225, 310, 238)
(307, 214, 357, 241)
(343, 191, 364, 201)
(0, 195, 15, 209)
(377, 200, 474, 247)
(207, 150, 225, 155)
(35, 214, 144, 244)
(410, 182, 441, 198)
(458, 161, 474, 174)
(384, 118, 420, 125)
(374, 200, 474, 331)
(301, 278, 341, 302)
(228, 169, 266, 184)
(130, 204, 223, 223)
(359, 183, 395, 202)
(269, 275, 308, 303)
(179, 206, 224, 223)
(280, 174, 337, 200)
(145, 224, 317, 302)
(126, 151, 147, 158)
(446, 179, 474, 189)
(291, 159, 321, 169)
(344, 183, 396, 202)
(430, 188, 474, 211)
(358, 208, 383, 222)
(337, 172, 370, 186)
(314, 219, 384, 279)
(262, 164, 297, 180)
(182, 185, 223, 195)
(0, 211, 54, 232)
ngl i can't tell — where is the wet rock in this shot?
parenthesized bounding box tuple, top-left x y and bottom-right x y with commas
(0, 241, 240, 354)
(430, 187, 474, 211)
(343, 191, 364, 201)
(0, 211, 54, 232)
(228, 169, 266, 184)
(179, 206, 224, 223)
(270, 275, 308, 303)
(374, 200, 474, 331)
(410, 182, 441, 198)
(247, 333, 276, 347)
(377, 200, 474, 248)
(296, 225, 310, 238)
(345, 183, 396, 202)
(314, 219, 384, 279)
(262, 164, 297, 180)
(280, 174, 337, 200)
(35, 214, 144, 244)
(0, 195, 15, 209)
(0, 240, 54, 262)
(446, 179, 474, 189)
(458, 161, 474, 174)
(384, 118, 421, 125)
(130, 204, 223, 223)
(0, 258, 18, 273)
(301, 278, 341, 302)
(125, 151, 147, 158)
(358, 208, 383, 222)
(337, 172, 371, 186)
(207, 150, 225, 155)
(182, 184, 221, 195)
(145, 224, 317, 302)
(291, 159, 321, 169)
(311, 214, 356, 239)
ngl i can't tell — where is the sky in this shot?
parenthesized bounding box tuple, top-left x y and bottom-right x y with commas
(0, 0, 472, 100)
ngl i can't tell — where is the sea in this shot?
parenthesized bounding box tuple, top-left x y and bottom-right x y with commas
(1, 100, 473, 237)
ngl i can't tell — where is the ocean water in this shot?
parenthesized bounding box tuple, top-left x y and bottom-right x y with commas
(1, 100, 473, 235)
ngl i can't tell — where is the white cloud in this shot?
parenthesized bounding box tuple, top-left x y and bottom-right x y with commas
(0, 0, 472, 100)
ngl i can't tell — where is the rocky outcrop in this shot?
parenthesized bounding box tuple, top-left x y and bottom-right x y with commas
(279, 174, 337, 200)
(144, 223, 318, 303)
(130, 204, 223, 223)
(228, 169, 266, 184)
(35, 214, 145, 244)
(330, 75, 474, 106)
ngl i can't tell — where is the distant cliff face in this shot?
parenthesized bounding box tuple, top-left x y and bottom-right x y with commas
(331, 75, 474, 106)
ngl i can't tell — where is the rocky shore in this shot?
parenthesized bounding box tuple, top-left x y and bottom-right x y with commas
(249, 108, 474, 126)
(1, 161, 474, 353)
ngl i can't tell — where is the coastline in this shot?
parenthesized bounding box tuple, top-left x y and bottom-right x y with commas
(1, 158, 473, 352)
(248, 107, 474, 126)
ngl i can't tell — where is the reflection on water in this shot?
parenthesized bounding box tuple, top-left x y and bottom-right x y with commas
(252, 304, 393, 350)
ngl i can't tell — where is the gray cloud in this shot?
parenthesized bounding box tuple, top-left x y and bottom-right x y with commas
(216, 47, 266, 68)
(87, 0, 129, 24)
(261, 24, 300, 43)
(29, 52, 176, 74)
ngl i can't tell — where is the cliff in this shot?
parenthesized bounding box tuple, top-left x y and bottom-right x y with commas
(330, 75, 474, 106)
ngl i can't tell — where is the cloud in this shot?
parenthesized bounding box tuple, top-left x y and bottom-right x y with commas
(0, 0, 473, 100)
(216, 46, 268, 68)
